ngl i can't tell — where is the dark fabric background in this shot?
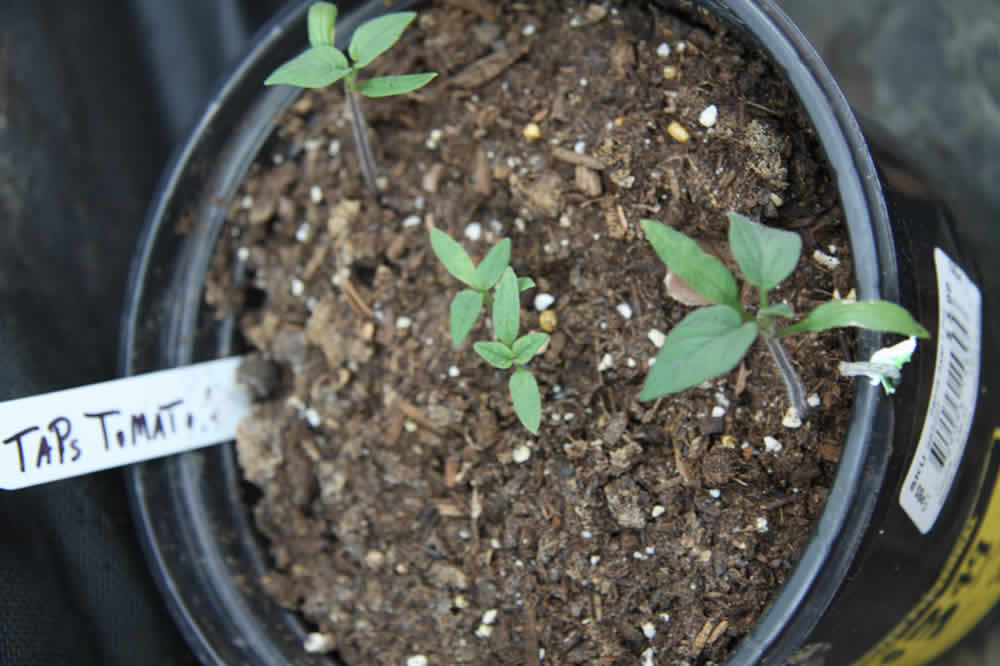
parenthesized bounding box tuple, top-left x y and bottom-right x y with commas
(0, 2, 281, 664)
(0, 0, 998, 664)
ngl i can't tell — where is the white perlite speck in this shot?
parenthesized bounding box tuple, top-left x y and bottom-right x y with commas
(482, 609, 499, 625)
(522, 24, 536, 36)
(512, 444, 532, 464)
(598, 353, 614, 372)
(698, 104, 718, 128)
(290, 278, 305, 297)
(756, 517, 769, 533)
(574, 140, 586, 154)
(616, 303, 633, 319)
(782, 406, 802, 428)
(813, 249, 841, 269)
(475, 624, 493, 639)
(764, 436, 783, 453)
(402, 215, 422, 228)
(708, 488, 721, 499)
(807, 393, 821, 407)
(590, 555, 601, 566)
(448, 366, 460, 378)
(656, 42, 671, 57)
(642, 622, 656, 640)
(303, 633, 335, 653)
(309, 185, 323, 204)
(465, 222, 483, 241)
(295, 222, 311, 243)
(641, 647, 656, 666)
(236, 247, 250, 262)
(651, 505, 666, 518)
(405, 657, 429, 666)
(711, 405, 726, 418)
(648, 329, 666, 348)
(396, 316, 413, 329)
(534, 293, 556, 311)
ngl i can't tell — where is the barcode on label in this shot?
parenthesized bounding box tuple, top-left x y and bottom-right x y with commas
(900, 249, 981, 534)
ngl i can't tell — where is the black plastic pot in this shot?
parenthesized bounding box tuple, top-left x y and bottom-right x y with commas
(121, 1, 998, 664)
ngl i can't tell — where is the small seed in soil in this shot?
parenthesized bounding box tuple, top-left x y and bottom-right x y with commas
(667, 120, 690, 143)
(662, 64, 679, 79)
(769, 192, 784, 207)
(522, 122, 542, 141)
(699, 104, 719, 128)
(539, 309, 557, 332)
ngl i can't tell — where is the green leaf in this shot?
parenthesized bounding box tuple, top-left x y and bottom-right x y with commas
(779, 300, 931, 338)
(348, 11, 417, 69)
(517, 277, 536, 292)
(493, 267, 520, 346)
(640, 219, 740, 309)
(354, 73, 437, 97)
(510, 368, 542, 434)
(639, 305, 759, 401)
(474, 341, 514, 369)
(450, 289, 483, 347)
(430, 227, 481, 288)
(307, 2, 337, 47)
(264, 45, 351, 88)
(475, 238, 511, 289)
(727, 212, 802, 292)
(511, 332, 549, 364)
(759, 303, 795, 320)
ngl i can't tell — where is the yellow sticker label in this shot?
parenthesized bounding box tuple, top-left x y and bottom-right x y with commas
(854, 429, 1000, 665)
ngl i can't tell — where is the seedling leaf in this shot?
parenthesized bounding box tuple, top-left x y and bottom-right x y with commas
(430, 227, 481, 288)
(307, 2, 337, 47)
(493, 268, 520, 346)
(474, 341, 514, 369)
(779, 300, 931, 338)
(639, 305, 759, 401)
(518, 277, 536, 292)
(759, 303, 795, 320)
(450, 289, 483, 347)
(641, 219, 740, 310)
(727, 212, 802, 292)
(475, 238, 511, 289)
(512, 332, 549, 364)
(348, 12, 417, 69)
(354, 73, 437, 97)
(264, 45, 351, 88)
(510, 368, 542, 434)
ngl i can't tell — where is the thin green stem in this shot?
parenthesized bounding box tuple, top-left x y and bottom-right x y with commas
(762, 331, 808, 417)
(345, 82, 378, 193)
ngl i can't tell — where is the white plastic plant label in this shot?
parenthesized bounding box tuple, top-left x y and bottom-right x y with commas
(900, 249, 982, 534)
(0, 357, 249, 490)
